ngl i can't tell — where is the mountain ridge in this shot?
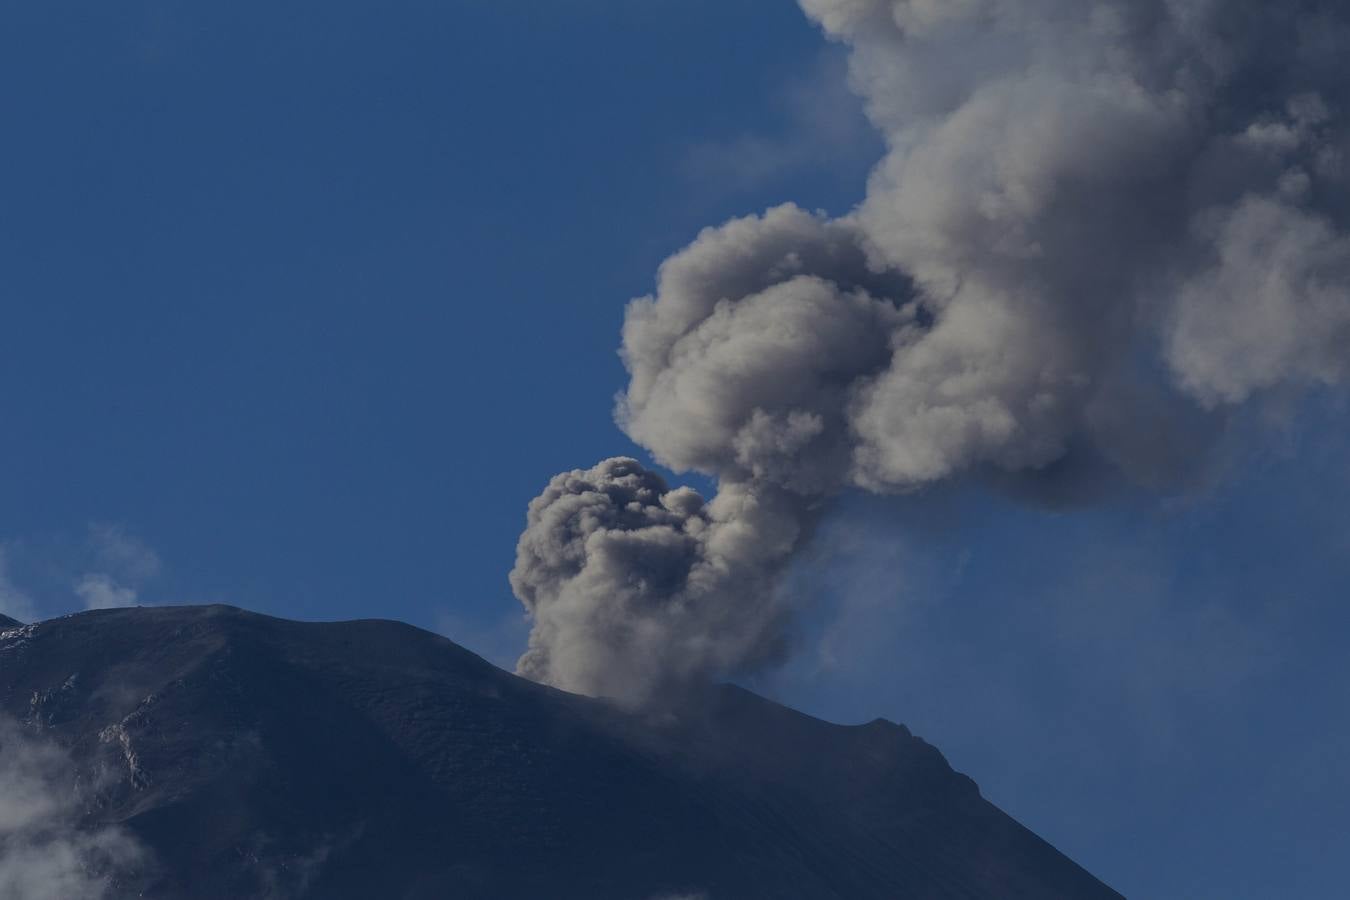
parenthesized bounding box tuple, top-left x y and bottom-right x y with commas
(0, 605, 1122, 899)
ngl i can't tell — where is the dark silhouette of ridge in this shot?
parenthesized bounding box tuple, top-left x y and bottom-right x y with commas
(0, 605, 1122, 899)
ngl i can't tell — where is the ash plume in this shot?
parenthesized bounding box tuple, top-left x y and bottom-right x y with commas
(511, 459, 804, 702)
(511, 0, 1350, 704)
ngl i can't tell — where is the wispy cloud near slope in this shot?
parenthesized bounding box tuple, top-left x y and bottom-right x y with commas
(0, 718, 146, 899)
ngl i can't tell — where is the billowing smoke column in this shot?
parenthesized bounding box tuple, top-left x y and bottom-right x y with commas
(512, 460, 804, 701)
(512, 0, 1350, 704)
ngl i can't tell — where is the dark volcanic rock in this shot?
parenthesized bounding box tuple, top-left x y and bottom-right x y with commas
(0, 606, 1122, 899)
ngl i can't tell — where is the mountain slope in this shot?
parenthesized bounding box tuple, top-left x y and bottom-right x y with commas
(0, 607, 1121, 899)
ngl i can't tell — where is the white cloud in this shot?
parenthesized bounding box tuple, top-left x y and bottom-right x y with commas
(74, 574, 139, 611)
(86, 524, 162, 584)
(0, 717, 146, 899)
(75, 524, 163, 611)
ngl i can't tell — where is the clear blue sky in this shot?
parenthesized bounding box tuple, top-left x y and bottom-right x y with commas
(3, 2, 1347, 897)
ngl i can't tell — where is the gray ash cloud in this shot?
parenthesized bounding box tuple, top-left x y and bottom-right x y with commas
(511, 0, 1350, 704)
(511, 459, 803, 703)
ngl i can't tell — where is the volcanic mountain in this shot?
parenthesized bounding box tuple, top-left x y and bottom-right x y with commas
(0, 606, 1121, 899)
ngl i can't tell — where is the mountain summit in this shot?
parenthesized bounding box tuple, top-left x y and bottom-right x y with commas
(0, 606, 1120, 899)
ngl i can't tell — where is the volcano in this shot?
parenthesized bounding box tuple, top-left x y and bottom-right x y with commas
(0, 606, 1120, 899)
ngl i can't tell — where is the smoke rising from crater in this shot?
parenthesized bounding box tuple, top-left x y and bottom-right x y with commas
(511, 0, 1350, 704)
(511, 458, 805, 702)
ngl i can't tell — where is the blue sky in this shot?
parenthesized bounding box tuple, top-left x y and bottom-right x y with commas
(3, 2, 1348, 897)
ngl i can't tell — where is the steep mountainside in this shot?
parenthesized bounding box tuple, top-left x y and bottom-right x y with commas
(0, 607, 1121, 899)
